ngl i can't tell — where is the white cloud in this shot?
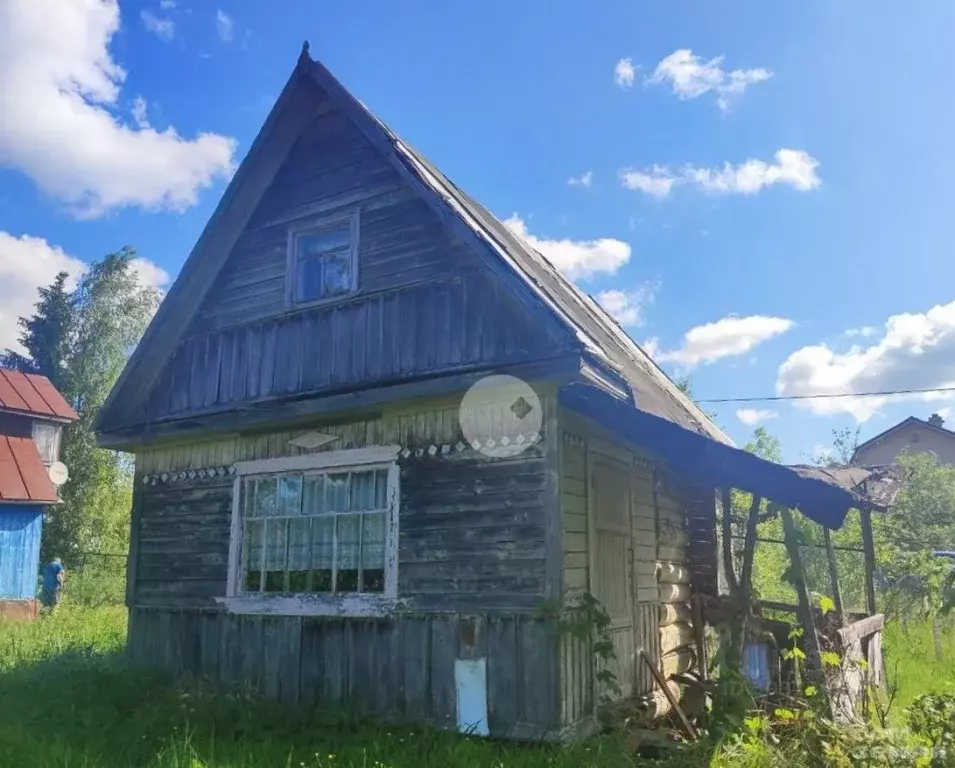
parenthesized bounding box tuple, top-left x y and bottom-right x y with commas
(619, 166, 679, 198)
(647, 49, 773, 111)
(685, 150, 821, 195)
(736, 408, 778, 426)
(777, 299, 955, 422)
(0, 0, 236, 218)
(502, 215, 631, 282)
(216, 9, 234, 42)
(845, 326, 878, 338)
(568, 171, 593, 188)
(141, 10, 174, 41)
(130, 96, 149, 129)
(0, 233, 84, 354)
(160, 0, 176, 8)
(642, 337, 661, 360)
(0, 232, 168, 355)
(619, 150, 821, 198)
(130, 257, 171, 289)
(595, 286, 656, 327)
(615, 58, 635, 89)
(659, 315, 795, 367)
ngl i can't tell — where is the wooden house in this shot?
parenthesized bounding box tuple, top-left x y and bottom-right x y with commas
(0, 368, 77, 619)
(96, 45, 886, 738)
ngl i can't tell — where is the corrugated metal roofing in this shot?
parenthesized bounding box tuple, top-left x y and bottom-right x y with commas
(0, 435, 58, 504)
(0, 368, 77, 421)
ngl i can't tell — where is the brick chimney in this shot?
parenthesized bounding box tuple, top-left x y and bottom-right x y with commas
(928, 413, 945, 428)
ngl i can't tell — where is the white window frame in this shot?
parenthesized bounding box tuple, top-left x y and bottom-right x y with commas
(32, 421, 62, 466)
(218, 445, 401, 617)
(285, 211, 360, 309)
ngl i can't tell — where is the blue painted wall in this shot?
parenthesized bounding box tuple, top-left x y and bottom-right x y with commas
(0, 505, 43, 600)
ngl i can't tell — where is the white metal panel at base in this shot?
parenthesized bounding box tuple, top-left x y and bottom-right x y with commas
(454, 658, 489, 736)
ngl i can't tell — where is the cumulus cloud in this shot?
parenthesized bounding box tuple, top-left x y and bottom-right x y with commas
(845, 326, 878, 338)
(0, 0, 236, 217)
(647, 49, 772, 111)
(216, 9, 234, 42)
(0, 232, 168, 355)
(658, 315, 795, 367)
(620, 150, 821, 199)
(619, 166, 679, 198)
(595, 286, 656, 327)
(777, 299, 955, 422)
(615, 58, 635, 89)
(503, 215, 631, 281)
(141, 10, 174, 41)
(568, 171, 593, 188)
(736, 408, 778, 426)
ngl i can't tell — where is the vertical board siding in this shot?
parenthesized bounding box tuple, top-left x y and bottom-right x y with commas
(148, 273, 549, 420)
(0, 505, 42, 600)
(128, 607, 560, 740)
(144, 100, 568, 422)
(560, 435, 588, 598)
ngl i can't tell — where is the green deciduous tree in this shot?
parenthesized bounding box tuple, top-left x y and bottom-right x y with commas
(4, 247, 159, 562)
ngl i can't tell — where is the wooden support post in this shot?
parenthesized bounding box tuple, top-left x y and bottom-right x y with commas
(822, 526, 845, 618)
(690, 593, 708, 682)
(739, 495, 762, 608)
(639, 649, 698, 741)
(780, 506, 829, 709)
(860, 509, 878, 617)
(720, 487, 740, 599)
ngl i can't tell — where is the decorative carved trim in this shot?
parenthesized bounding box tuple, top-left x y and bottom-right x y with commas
(141, 466, 235, 486)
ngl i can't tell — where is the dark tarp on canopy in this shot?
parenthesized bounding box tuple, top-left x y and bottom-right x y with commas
(560, 384, 897, 530)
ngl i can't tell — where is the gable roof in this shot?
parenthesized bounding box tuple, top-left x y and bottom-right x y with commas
(0, 368, 77, 422)
(96, 44, 729, 446)
(853, 415, 955, 462)
(0, 436, 60, 504)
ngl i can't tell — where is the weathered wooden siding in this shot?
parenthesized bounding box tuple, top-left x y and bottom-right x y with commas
(128, 607, 561, 739)
(0, 505, 42, 600)
(145, 98, 569, 421)
(132, 395, 554, 614)
(561, 434, 588, 598)
(555, 408, 705, 729)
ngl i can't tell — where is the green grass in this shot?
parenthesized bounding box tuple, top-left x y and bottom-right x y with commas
(883, 615, 955, 716)
(3, 602, 953, 767)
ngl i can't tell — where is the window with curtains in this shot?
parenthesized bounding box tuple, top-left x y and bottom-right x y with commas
(240, 465, 393, 596)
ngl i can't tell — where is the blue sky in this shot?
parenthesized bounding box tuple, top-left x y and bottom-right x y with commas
(2, 0, 955, 463)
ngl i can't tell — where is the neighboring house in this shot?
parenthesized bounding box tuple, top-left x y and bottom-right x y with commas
(95, 45, 880, 739)
(852, 413, 955, 467)
(0, 368, 77, 619)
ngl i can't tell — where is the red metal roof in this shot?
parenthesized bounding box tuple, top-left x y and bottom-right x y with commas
(0, 436, 58, 504)
(0, 368, 77, 421)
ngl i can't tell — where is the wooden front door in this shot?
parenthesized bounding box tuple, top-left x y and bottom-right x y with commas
(590, 451, 635, 700)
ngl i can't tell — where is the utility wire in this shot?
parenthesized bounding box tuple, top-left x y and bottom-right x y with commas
(697, 385, 955, 404)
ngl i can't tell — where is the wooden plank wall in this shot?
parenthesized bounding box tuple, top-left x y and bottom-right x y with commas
(0, 505, 42, 600)
(145, 99, 566, 421)
(128, 607, 560, 740)
(132, 397, 553, 613)
(555, 409, 705, 730)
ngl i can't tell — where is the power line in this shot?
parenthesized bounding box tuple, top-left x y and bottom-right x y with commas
(697, 385, 955, 405)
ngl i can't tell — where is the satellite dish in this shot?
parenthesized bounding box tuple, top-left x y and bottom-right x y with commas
(48, 462, 69, 487)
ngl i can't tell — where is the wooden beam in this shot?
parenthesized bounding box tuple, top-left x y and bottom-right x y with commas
(780, 505, 829, 709)
(823, 526, 845, 618)
(836, 614, 885, 647)
(860, 509, 878, 616)
(732, 534, 865, 554)
(720, 487, 740, 598)
(739, 495, 762, 608)
(639, 649, 697, 741)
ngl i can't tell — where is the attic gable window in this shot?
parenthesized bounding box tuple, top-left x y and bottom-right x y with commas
(222, 446, 400, 616)
(287, 213, 359, 306)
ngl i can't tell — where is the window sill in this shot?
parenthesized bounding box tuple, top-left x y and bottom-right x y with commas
(215, 594, 401, 617)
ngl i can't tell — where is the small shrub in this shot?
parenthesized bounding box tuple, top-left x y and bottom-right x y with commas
(907, 692, 955, 750)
